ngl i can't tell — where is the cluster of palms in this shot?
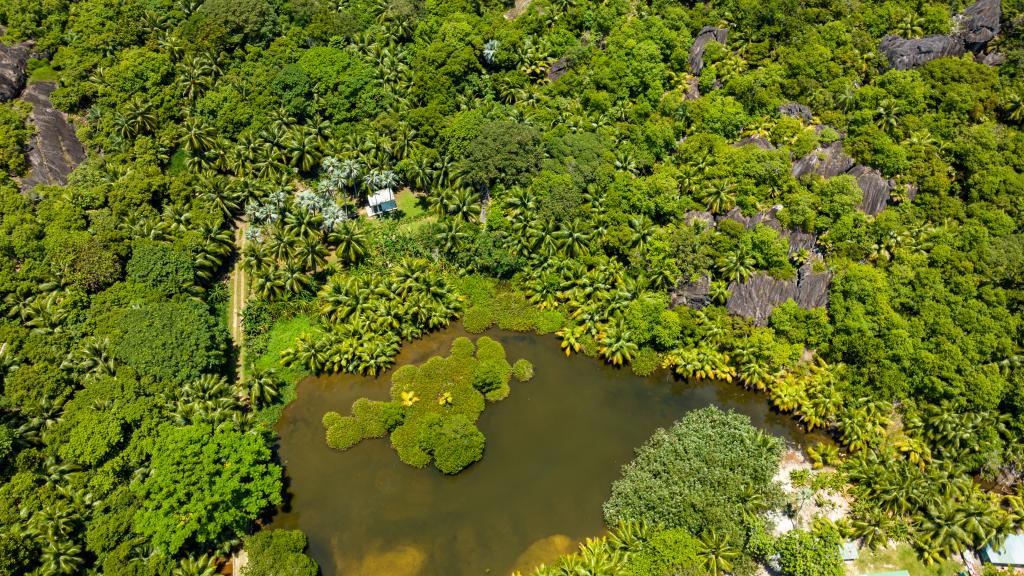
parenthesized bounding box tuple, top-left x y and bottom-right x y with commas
(242, 204, 371, 301)
(514, 257, 665, 366)
(164, 370, 281, 429)
(5, 459, 102, 576)
(847, 441, 1020, 561)
(281, 259, 462, 375)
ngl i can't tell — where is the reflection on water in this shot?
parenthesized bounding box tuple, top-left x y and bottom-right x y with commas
(270, 325, 813, 576)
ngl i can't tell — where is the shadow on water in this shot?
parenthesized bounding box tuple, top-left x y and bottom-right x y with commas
(269, 324, 815, 576)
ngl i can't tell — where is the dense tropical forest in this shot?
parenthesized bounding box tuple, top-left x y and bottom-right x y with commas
(0, 0, 1023, 573)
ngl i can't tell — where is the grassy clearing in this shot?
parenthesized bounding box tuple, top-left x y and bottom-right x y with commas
(254, 315, 314, 424)
(395, 188, 426, 220)
(848, 543, 961, 576)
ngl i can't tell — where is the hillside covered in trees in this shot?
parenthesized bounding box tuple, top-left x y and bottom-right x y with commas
(1, 0, 1023, 573)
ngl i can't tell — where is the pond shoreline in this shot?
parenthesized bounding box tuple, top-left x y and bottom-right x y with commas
(267, 323, 820, 576)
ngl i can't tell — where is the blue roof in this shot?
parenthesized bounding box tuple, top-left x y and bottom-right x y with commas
(983, 534, 1024, 566)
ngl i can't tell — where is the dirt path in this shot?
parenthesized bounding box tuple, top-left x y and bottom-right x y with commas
(229, 223, 247, 378)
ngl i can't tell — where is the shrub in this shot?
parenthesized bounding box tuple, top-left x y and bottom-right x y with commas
(462, 304, 493, 333)
(630, 348, 662, 377)
(326, 337, 527, 473)
(622, 528, 702, 576)
(126, 241, 194, 295)
(325, 416, 363, 450)
(351, 398, 404, 438)
(511, 359, 534, 382)
(242, 530, 318, 576)
(534, 310, 565, 334)
(770, 528, 843, 576)
(429, 414, 486, 474)
(603, 407, 784, 543)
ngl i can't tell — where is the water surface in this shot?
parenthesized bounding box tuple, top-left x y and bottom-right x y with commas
(270, 326, 812, 576)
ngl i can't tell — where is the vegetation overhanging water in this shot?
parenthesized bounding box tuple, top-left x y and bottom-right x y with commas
(270, 325, 816, 576)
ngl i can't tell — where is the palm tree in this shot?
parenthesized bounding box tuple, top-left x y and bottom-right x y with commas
(701, 180, 737, 213)
(875, 100, 901, 135)
(697, 530, 738, 576)
(330, 221, 368, 265)
(287, 126, 323, 172)
(244, 368, 281, 410)
(182, 116, 215, 154)
(251, 267, 286, 300)
(296, 236, 328, 271)
(445, 187, 482, 222)
(41, 540, 84, 575)
(598, 319, 638, 366)
(718, 247, 755, 283)
(281, 263, 312, 295)
(436, 219, 470, 253)
(554, 220, 591, 258)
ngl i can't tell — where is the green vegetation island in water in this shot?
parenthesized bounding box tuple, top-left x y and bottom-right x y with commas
(322, 335, 534, 473)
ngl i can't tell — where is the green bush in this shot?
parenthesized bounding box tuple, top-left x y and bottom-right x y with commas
(511, 359, 534, 382)
(462, 304, 493, 333)
(770, 528, 843, 576)
(603, 407, 784, 543)
(126, 241, 194, 295)
(241, 530, 318, 576)
(325, 415, 362, 450)
(630, 348, 662, 377)
(324, 337, 528, 473)
(351, 398, 404, 438)
(429, 414, 486, 474)
(534, 310, 565, 334)
(622, 528, 702, 576)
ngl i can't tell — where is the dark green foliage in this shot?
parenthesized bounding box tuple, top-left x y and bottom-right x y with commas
(97, 300, 228, 383)
(603, 408, 783, 542)
(457, 121, 542, 189)
(126, 241, 194, 295)
(241, 530, 318, 576)
(184, 0, 278, 51)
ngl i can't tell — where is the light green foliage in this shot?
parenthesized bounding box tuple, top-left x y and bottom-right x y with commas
(0, 102, 31, 177)
(133, 424, 282, 554)
(603, 408, 784, 543)
(512, 358, 534, 381)
(761, 528, 844, 576)
(323, 337, 529, 473)
(241, 530, 318, 576)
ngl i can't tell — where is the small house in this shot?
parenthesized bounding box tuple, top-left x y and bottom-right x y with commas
(983, 534, 1024, 567)
(367, 188, 398, 218)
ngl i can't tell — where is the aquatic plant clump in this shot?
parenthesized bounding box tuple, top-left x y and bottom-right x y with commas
(322, 336, 531, 474)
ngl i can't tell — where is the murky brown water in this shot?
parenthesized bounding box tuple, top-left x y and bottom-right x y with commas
(270, 325, 813, 576)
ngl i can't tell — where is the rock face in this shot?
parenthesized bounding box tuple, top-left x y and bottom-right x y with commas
(0, 39, 32, 102)
(18, 82, 87, 192)
(791, 139, 914, 216)
(791, 141, 855, 179)
(726, 261, 832, 326)
(879, 35, 965, 70)
(778, 102, 813, 122)
(733, 135, 775, 150)
(958, 0, 1001, 51)
(547, 57, 570, 82)
(880, 0, 1002, 69)
(688, 26, 728, 74)
(671, 274, 711, 309)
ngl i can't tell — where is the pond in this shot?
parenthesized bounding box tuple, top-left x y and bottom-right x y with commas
(269, 325, 814, 576)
